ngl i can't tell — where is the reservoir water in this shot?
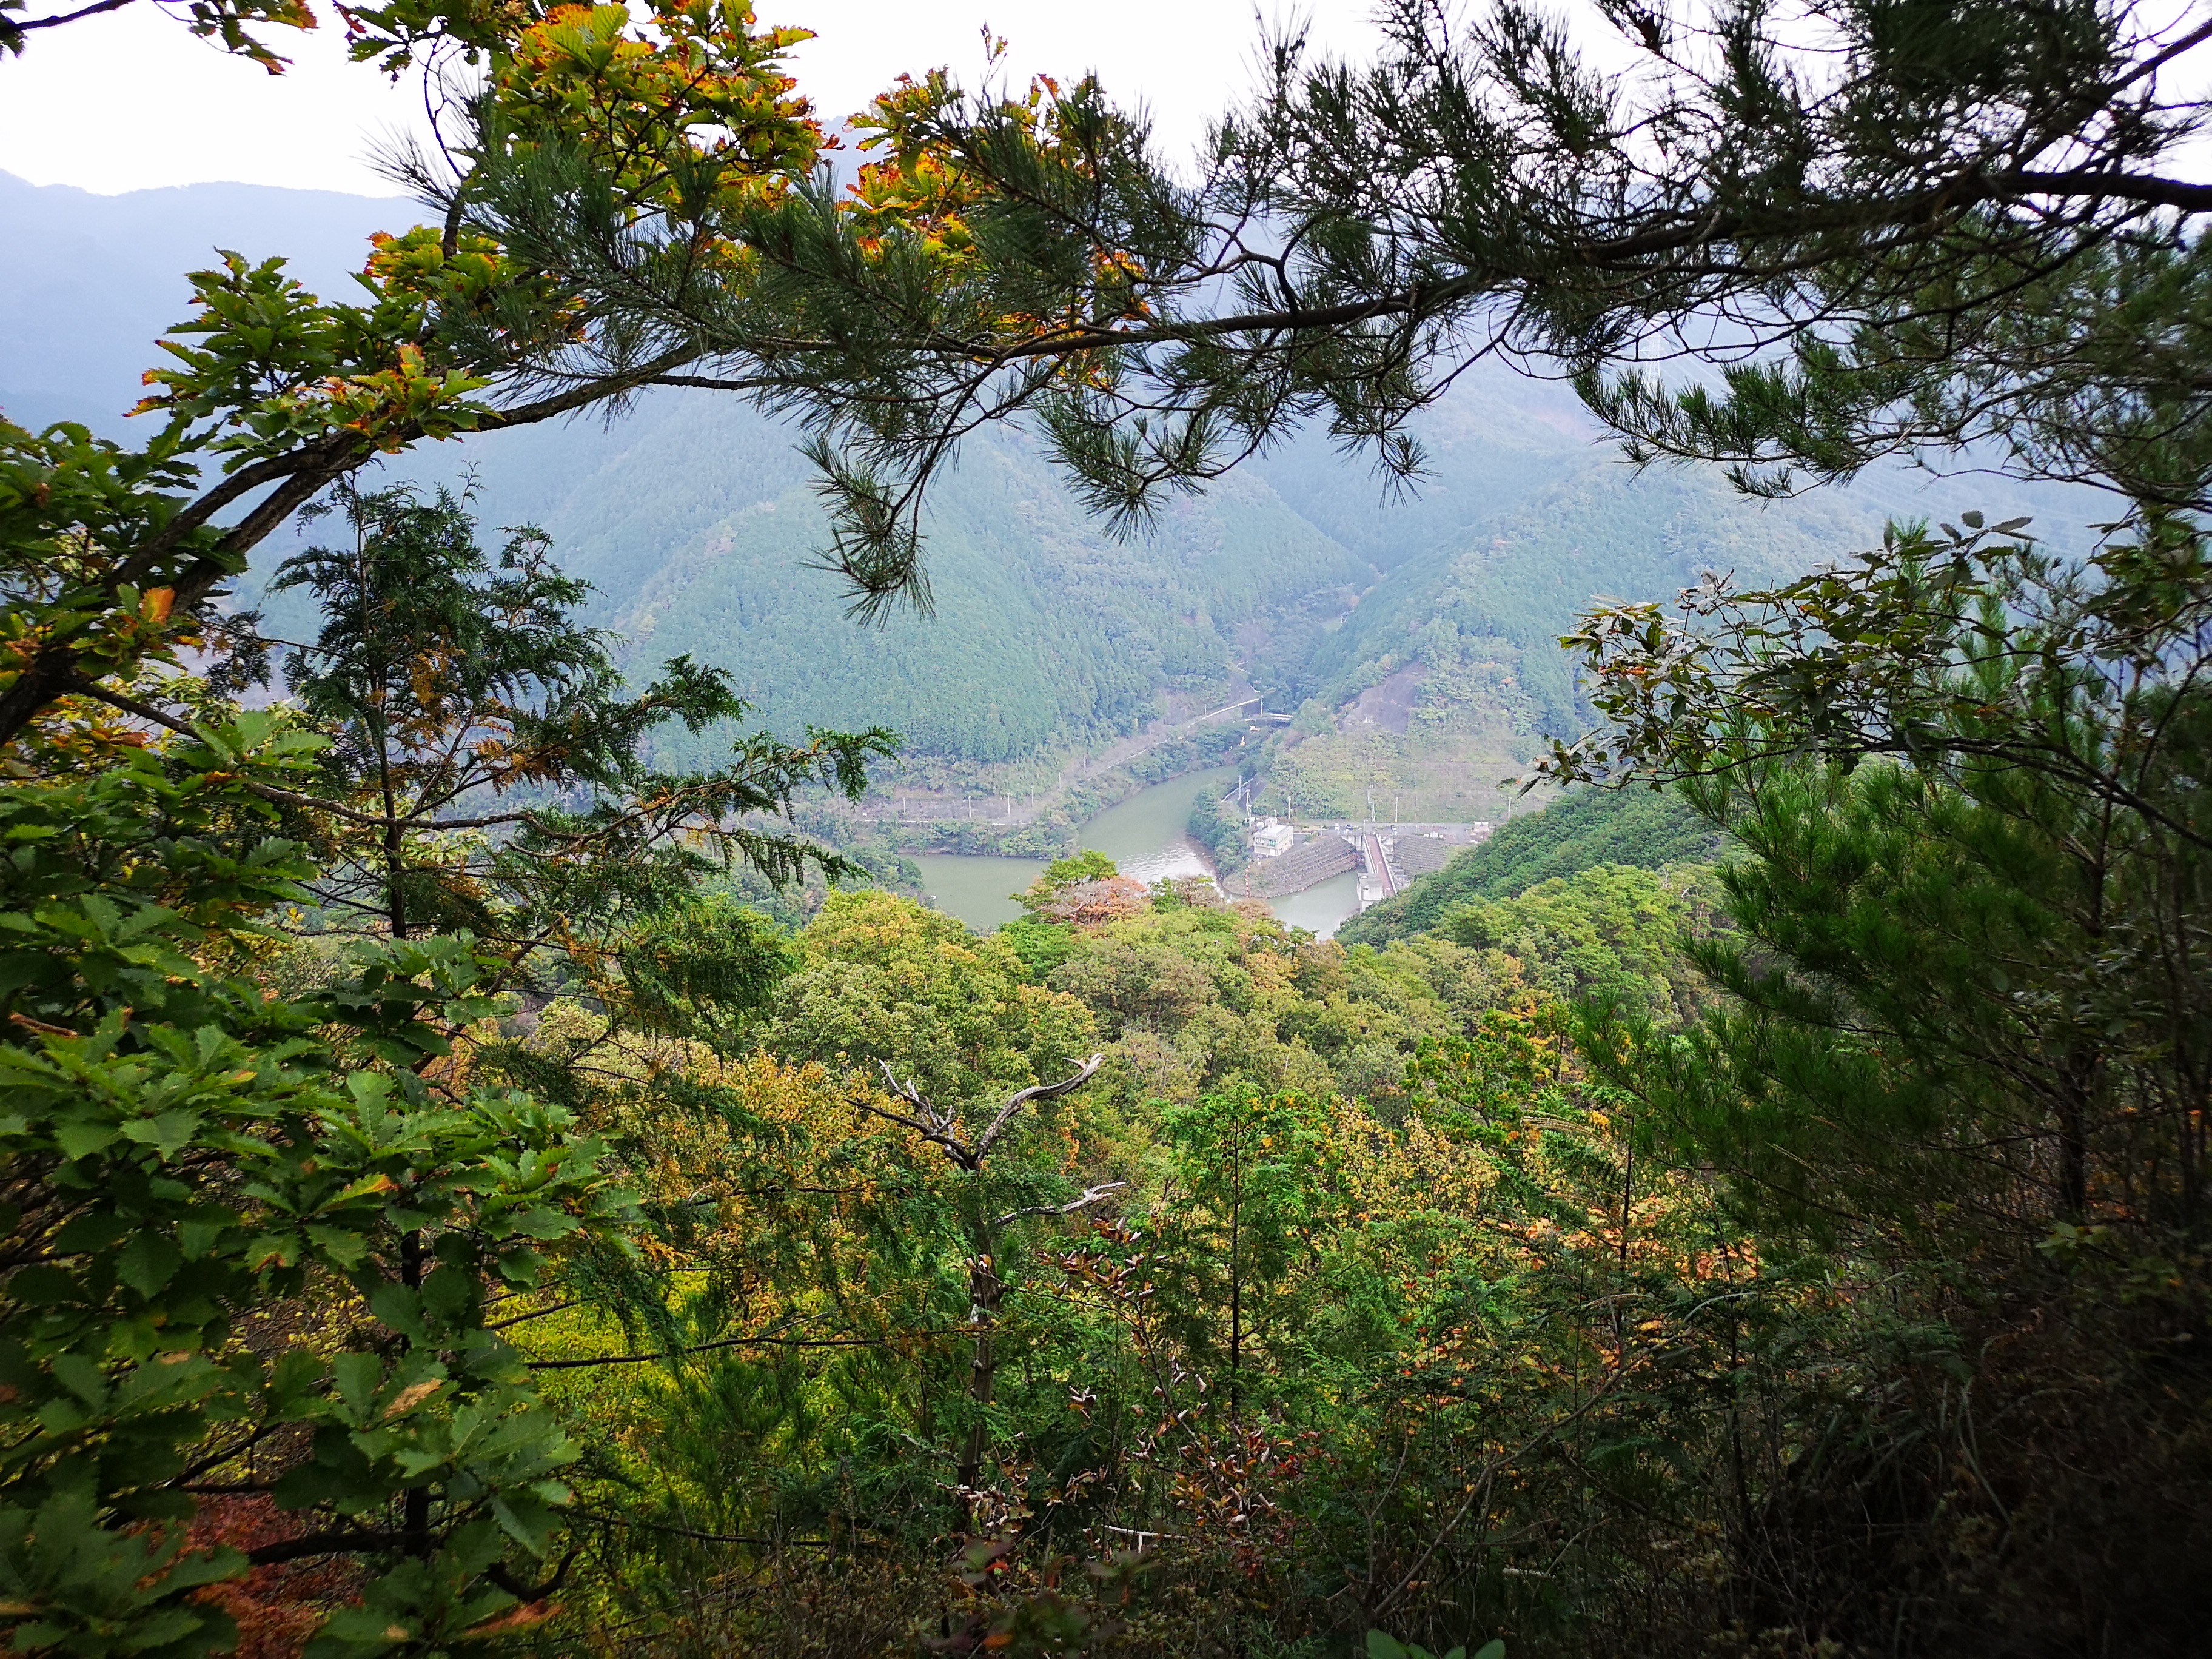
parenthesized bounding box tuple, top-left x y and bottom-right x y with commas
(910, 853, 1050, 931)
(1078, 766, 1239, 882)
(908, 766, 1364, 940)
(1269, 869, 1362, 939)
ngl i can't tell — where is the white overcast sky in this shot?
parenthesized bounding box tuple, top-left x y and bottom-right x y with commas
(0, 0, 1390, 196)
(8, 0, 2205, 199)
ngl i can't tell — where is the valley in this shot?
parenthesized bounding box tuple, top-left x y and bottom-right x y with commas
(1, 167, 2047, 895)
(6, 3, 2205, 1651)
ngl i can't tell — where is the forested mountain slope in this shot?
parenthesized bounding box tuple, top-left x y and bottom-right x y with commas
(2, 170, 2073, 778)
(594, 409, 1367, 762)
(1339, 786, 1725, 945)
(1304, 451, 1882, 739)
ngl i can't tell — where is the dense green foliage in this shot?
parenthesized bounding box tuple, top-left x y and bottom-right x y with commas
(1546, 523, 2212, 1649)
(1439, 865, 1718, 1026)
(509, 878, 1752, 1655)
(0, 717, 638, 1659)
(266, 481, 890, 945)
(0, 486, 882, 1654)
(1182, 788, 1246, 876)
(5, 1, 2211, 1655)
(1341, 788, 1721, 945)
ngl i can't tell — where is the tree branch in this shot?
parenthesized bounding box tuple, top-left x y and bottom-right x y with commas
(2, 0, 136, 34)
(246, 1529, 401, 1567)
(524, 1329, 958, 1368)
(997, 1181, 1125, 1229)
(63, 682, 546, 830)
(0, 345, 711, 751)
(973, 1053, 1105, 1160)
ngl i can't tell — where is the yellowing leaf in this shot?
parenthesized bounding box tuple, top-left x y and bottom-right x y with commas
(381, 1378, 443, 1418)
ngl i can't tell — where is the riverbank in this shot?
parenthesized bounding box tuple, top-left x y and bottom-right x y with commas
(885, 766, 1368, 939)
(856, 695, 1271, 839)
(803, 723, 1253, 863)
(1076, 766, 1238, 883)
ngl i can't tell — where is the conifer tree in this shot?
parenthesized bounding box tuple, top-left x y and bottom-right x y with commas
(441, 0, 2212, 591)
(266, 480, 889, 971)
(1552, 514, 2212, 1247)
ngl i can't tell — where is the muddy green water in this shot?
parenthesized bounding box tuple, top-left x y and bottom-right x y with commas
(1078, 766, 1240, 881)
(908, 767, 1363, 939)
(909, 854, 1050, 931)
(1269, 869, 1361, 940)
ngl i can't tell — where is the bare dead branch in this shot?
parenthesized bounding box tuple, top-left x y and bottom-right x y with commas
(973, 1053, 1106, 1160)
(997, 1181, 1127, 1229)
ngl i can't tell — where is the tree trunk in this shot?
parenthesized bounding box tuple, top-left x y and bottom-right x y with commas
(399, 1228, 431, 1558)
(956, 1248, 1004, 1535)
(2056, 1050, 2098, 1221)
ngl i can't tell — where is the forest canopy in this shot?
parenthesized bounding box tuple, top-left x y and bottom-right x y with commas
(1, 1, 2210, 1657)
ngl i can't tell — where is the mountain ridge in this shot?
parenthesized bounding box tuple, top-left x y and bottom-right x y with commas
(2, 170, 2093, 795)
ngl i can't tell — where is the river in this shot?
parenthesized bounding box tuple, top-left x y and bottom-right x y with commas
(908, 854, 1055, 931)
(907, 766, 1364, 939)
(1078, 766, 1239, 881)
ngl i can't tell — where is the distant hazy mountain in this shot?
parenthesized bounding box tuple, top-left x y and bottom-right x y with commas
(0, 170, 2089, 786)
(0, 170, 404, 430)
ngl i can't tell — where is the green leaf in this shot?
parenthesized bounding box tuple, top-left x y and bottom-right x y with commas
(53, 1119, 123, 1161)
(6, 1264, 80, 1305)
(332, 1351, 384, 1420)
(116, 1232, 184, 1298)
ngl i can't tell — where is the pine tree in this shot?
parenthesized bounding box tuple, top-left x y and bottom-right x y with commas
(446, 0, 2212, 588)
